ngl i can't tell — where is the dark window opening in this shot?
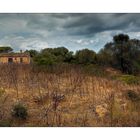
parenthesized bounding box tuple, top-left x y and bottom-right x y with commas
(20, 58, 23, 63)
(8, 58, 13, 63)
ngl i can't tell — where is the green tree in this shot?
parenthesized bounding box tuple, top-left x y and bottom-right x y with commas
(0, 46, 13, 53)
(98, 34, 140, 74)
(113, 34, 129, 43)
(34, 47, 74, 65)
(97, 42, 114, 66)
(25, 49, 38, 57)
(75, 49, 97, 64)
(113, 34, 140, 74)
(34, 52, 57, 66)
(41, 47, 73, 62)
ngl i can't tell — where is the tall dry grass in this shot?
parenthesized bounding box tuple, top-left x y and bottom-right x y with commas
(0, 64, 139, 126)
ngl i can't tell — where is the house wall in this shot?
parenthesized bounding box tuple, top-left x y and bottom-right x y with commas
(0, 56, 30, 64)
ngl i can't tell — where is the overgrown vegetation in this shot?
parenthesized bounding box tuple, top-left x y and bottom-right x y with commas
(117, 75, 140, 85)
(0, 64, 139, 126)
(0, 34, 139, 75)
(12, 103, 28, 120)
(0, 33, 140, 126)
(23, 34, 140, 76)
(125, 90, 140, 102)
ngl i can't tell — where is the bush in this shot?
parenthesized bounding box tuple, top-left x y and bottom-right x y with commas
(125, 90, 140, 102)
(12, 103, 28, 120)
(117, 75, 140, 85)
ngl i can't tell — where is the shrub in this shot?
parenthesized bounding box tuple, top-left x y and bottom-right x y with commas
(12, 103, 28, 120)
(125, 90, 140, 102)
(117, 75, 140, 85)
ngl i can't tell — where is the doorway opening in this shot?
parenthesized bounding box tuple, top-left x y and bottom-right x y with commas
(20, 57, 23, 63)
(8, 58, 13, 63)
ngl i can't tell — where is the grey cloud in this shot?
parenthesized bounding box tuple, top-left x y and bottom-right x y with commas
(61, 14, 140, 36)
(1, 13, 140, 52)
(1, 13, 140, 37)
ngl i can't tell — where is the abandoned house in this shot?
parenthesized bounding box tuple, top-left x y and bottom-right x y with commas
(0, 51, 30, 64)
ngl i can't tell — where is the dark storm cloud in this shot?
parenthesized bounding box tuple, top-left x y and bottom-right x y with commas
(18, 13, 139, 37)
(1, 13, 140, 36)
(1, 13, 140, 52)
(60, 13, 140, 36)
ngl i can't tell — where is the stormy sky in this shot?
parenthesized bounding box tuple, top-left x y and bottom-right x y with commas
(0, 13, 140, 52)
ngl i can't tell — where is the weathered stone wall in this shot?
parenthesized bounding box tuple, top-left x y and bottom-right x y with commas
(0, 56, 30, 64)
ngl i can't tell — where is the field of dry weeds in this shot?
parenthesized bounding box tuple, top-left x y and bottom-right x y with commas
(0, 64, 140, 127)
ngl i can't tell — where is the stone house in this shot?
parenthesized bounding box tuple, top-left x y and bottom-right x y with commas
(0, 51, 30, 64)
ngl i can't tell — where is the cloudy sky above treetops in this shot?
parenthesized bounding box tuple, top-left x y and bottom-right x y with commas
(1, 13, 140, 52)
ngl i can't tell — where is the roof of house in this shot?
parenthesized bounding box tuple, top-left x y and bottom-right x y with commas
(0, 52, 30, 57)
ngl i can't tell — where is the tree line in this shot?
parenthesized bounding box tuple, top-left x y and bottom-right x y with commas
(1, 34, 140, 75)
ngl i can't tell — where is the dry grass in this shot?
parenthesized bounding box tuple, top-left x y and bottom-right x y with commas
(0, 64, 140, 127)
